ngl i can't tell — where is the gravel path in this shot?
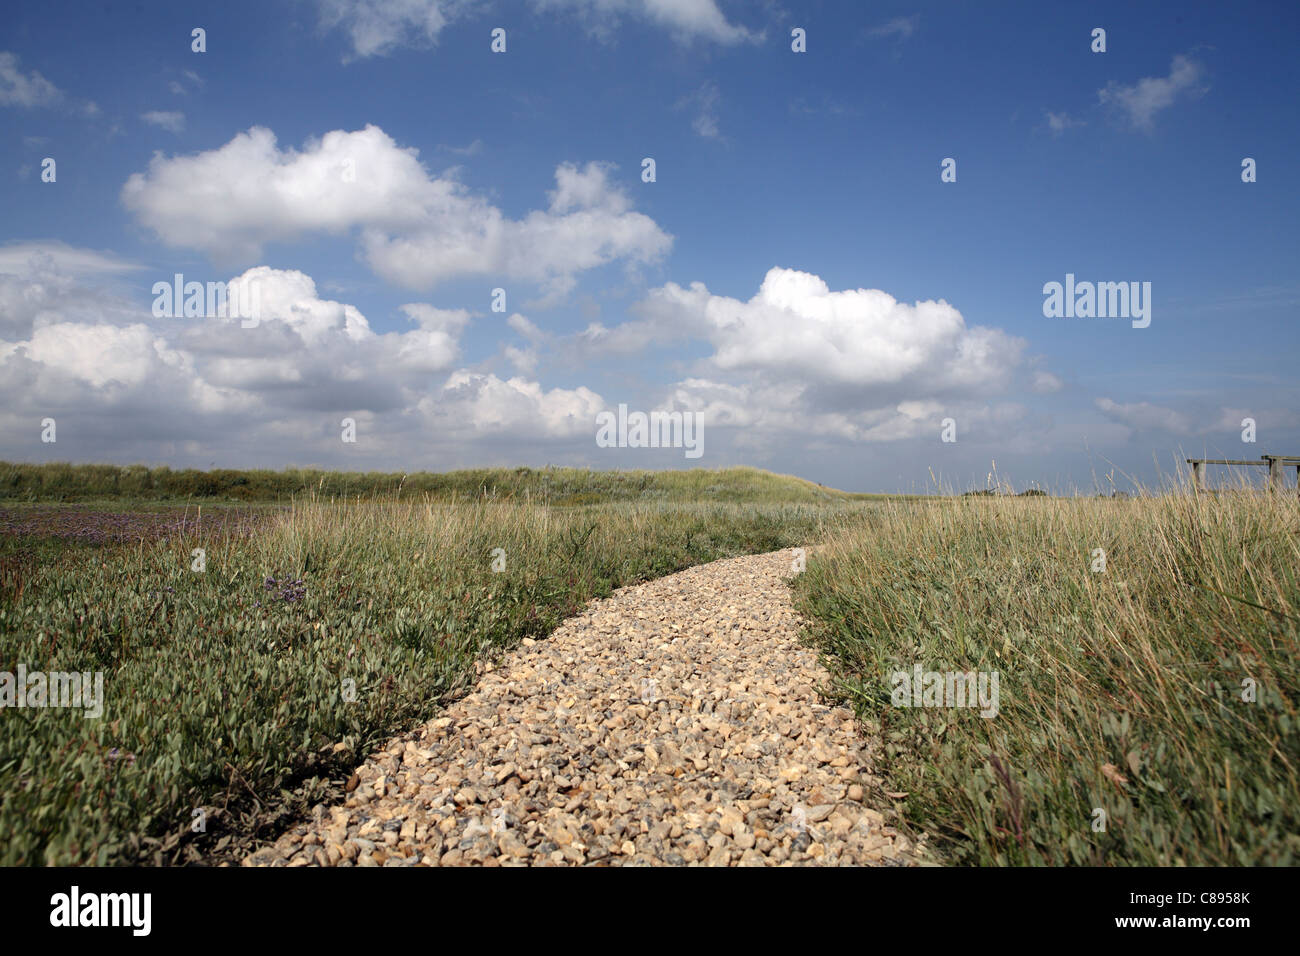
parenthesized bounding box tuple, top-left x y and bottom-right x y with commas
(244, 548, 923, 867)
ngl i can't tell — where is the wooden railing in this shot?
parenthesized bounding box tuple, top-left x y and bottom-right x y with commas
(1186, 455, 1300, 493)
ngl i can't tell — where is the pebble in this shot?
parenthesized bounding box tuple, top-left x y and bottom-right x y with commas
(244, 550, 925, 867)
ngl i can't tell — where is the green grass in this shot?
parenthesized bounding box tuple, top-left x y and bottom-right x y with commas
(0, 494, 848, 865)
(0, 461, 856, 505)
(793, 492, 1300, 866)
(12, 459, 1290, 867)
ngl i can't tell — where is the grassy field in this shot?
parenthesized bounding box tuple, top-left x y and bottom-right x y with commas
(793, 490, 1300, 866)
(4, 461, 1296, 867)
(0, 474, 849, 865)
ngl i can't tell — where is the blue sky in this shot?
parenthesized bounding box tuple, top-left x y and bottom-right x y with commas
(1, 0, 1297, 492)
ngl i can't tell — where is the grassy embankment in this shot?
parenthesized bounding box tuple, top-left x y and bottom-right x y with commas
(0, 460, 872, 505)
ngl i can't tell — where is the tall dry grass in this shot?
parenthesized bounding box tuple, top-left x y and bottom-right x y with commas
(794, 489, 1300, 865)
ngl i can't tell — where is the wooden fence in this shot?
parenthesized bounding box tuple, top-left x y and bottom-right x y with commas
(1186, 454, 1300, 494)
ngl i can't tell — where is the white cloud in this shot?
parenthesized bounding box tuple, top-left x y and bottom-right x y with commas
(1098, 55, 1205, 130)
(630, 267, 1024, 391)
(316, 0, 758, 59)
(1209, 407, 1300, 434)
(0, 53, 96, 115)
(20, 322, 189, 389)
(0, 249, 616, 464)
(1096, 400, 1300, 441)
(1045, 111, 1084, 135)
(868, 16, 918, 40)
(316, 0, 475, 59)
(437, 138, 484, 157)
(0, 52, 62, 108)
(663, 377, 1027, 445)
(0, 240, 142, 277)
(1032, 370, 1064, 393)
(503, 313, 547, 373)
(531, 0, 759, 45)
(0, 242, 145, 340)
(394, 303, 470, 371)
(569, 267, 1031, 444)
(121, 125, 671, 292)
(1, 246, 1269, 481)
(547, 160, 628, 215)
(504, 345, 538, 374)
(1095, 397, 1192, 434)
(141, 110, 185, 133)
(0, 251, 139, 343)
(506, 312, 545, 343)
(679, 82, 722, 140)
(424, 371, 604, 438)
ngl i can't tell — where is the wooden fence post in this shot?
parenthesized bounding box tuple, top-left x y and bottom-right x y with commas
(1268, 456, 1282, 493)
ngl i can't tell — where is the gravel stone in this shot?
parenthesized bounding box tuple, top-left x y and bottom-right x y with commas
(245, 549, 925, 866)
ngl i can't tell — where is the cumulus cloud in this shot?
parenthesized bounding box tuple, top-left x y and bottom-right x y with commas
(16, 322, 190, 390)
(630, 267, 1024, 392)
(141, 110, 185, 133)
(0, 250, 613, 465)
(0, 52, 62, 108)
(574, 266, 1031, 443)
(149, 267, 475, 411)
(1, 264, 434, 417)
(1098, 54, 1205, 130)
(0, 247, 1045, 466)
(1, 244, 1240, 480)
(0, 242, 144, 340)
(394, 303, 471, 372)
(121, 125, 671, 293)
(122, 125, 434, 263)
(426, 371, 603, 438)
